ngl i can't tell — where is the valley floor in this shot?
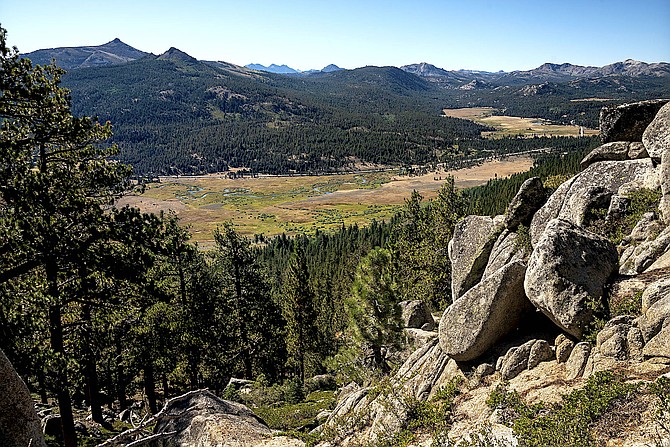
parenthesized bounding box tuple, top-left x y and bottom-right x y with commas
(117, 156, 533, 244)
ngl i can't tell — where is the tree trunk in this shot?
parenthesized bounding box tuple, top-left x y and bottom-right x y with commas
(37, 369, 48, 404)
(48, 302, 77, 447)
(143, 357, 158, 414)
(82, 303, 103, 423)
(115, 341, 128, 410)
(162, 374, 169, 400)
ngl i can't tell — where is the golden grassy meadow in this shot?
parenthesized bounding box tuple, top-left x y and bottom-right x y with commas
(118, 157, 533, 245)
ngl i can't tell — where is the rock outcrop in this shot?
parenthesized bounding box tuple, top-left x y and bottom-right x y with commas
(316, 99, 670, 446)
(439, 261, 531, 361)
(529, 159, 658, 246)
(449, 215, 504, 299)
(599, 99, 668, 144)
(151, 390, 304, 447)
(525, 219, 618, 337)
(0, 349, 46, 447)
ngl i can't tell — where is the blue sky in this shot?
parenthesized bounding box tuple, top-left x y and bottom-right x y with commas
(2, 0, 669, 72)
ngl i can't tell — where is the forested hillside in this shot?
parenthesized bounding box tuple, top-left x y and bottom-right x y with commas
(63, 56, 488, 175)
(54, 44, 670, 176)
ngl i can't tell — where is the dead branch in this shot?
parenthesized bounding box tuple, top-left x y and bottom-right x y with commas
(96, 389, 207, 447)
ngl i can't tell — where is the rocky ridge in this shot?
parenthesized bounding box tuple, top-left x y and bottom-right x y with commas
(313, 99, 670, 446)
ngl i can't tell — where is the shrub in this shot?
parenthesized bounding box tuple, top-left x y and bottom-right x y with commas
(485, 371, 639, 447)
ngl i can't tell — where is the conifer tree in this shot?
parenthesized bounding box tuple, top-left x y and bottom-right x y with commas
(281, 241, 319, 384)
(0, 27, 163, 445)
(213, 222, 282, 380)
(346, 247, 403, 374)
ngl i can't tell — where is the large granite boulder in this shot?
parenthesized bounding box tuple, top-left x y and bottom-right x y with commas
(483, 230, 526, 279)
(399, 300, 435, 331)
(0, 349, 46, 447)
(450, 215, 504, 299)
(642, 101, 670, 160)
(580, 141, 630, 168)
(150, 390, 303, 447)
(530, 159, 658, 246)
(600, 99, 669, 144)
(525, 219, 618, 338)
(503, 176, 547, 231)
(439, 260, 532, 361)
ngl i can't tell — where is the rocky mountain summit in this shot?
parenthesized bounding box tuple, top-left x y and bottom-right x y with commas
(22, 38, 148, 69)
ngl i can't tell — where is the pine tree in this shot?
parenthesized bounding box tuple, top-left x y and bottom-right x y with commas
(213, 222, 282, 380)
(346, 248, 403, 374)
(281, 241, 319, 384)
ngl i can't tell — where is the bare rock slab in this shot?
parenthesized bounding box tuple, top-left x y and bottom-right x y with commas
(439, 260, 532, 362)
(530, 159, 658, 247)
(525, 219, 618, 338)
(643, 101, 670, 160)
(450, 214, 504, 299)
(0, 349, 46, 447)
(600, 99, 669, 144)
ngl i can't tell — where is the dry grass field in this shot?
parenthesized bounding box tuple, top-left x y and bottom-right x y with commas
(117, 156, 533, 244)
(442, 107, 599, 138)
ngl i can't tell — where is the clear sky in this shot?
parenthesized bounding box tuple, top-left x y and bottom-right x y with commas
(2, 0, 669, 72)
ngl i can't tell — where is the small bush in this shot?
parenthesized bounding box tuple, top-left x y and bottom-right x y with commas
(609, 290, 643, 317)
(485, 371, 640, 447)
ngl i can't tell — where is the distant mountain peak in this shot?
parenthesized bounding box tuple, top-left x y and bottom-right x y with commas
(22, 39, 148, 70)
(158, 47, 197, 63)
(245, 63, 299, 74)
(322, 64, 343, 73)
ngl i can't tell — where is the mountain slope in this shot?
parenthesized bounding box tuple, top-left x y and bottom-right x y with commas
(62, 57, 487, 175)
(22, 38, 148, 69)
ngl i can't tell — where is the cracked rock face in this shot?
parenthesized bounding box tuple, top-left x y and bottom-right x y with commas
(440, 260, 532, 361)
(525, 219, 618, 338)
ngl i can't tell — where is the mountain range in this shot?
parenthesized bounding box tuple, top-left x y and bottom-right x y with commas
(245, 63, 344, 74)
(22, 39, 670, 84)
(19, 39, 670, 176)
